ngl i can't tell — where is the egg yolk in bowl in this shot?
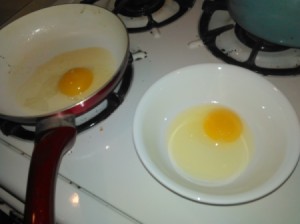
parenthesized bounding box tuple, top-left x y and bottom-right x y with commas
(167, 104, 253, 186)
(203, 107, 243, 143)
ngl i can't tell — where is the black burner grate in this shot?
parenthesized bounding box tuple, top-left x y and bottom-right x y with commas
(80, 0, 195, 33)
(199, 0, 300, 76)
(114, 0, 165, 17)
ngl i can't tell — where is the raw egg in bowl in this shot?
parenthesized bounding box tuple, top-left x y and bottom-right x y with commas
(133, 63, 300, 205)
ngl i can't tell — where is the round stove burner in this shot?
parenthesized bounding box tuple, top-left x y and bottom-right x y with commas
(113, 0, 193, 33)
(115, 0, 165, 17)
(0, 65, 133, 141)
(199, 0, 300, 76)
(80, 0, 194, 33)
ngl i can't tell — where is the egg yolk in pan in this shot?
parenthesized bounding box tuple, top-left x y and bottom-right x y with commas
(58, 67, 93, 97)
(11, 47, 115, 115)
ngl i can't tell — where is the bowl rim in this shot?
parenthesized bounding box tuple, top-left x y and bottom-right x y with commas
(133, 63, 300, 205)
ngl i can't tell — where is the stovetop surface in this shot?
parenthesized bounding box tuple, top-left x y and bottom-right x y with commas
(1, 0, 300, 223)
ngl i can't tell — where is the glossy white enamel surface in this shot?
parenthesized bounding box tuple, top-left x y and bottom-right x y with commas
(133, 63, 300, 204)
(2, 0, 300, 223)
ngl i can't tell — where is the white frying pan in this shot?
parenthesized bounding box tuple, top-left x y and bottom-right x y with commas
(0, 4, 129, 224)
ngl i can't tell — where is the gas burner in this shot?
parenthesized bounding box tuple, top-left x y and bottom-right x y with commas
(81, 0, 195, 33)
(199, 0, 300, 75)
(114, 0, 165, 17)
(0, 65, 133, 141)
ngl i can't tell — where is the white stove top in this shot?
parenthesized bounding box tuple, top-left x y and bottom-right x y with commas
(1, 1, 300, 223)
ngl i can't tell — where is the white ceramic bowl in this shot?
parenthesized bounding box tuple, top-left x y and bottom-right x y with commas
(133, 63, 300, 205)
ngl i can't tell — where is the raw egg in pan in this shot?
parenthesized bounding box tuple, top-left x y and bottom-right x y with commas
(10, 47, 115, 115)
(167, 104, 254, 186)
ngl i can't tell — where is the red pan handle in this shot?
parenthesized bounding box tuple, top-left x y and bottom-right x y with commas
(24, 117, 77, 224)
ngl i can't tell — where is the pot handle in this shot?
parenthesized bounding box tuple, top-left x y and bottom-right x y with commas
(24, 116, 77, 224)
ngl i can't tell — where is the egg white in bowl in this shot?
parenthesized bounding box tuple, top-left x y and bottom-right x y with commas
(133, 63, 300, 205)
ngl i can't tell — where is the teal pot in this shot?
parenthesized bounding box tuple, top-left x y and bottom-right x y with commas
(227, 0, 300, 48)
